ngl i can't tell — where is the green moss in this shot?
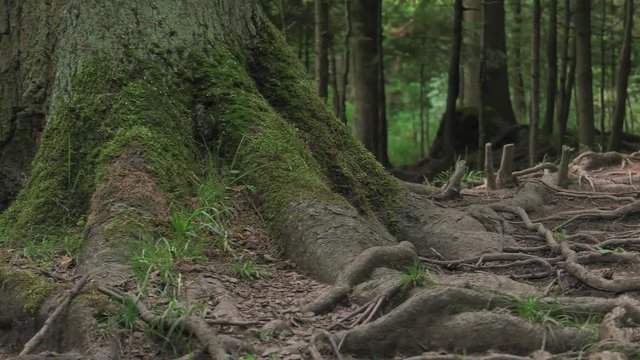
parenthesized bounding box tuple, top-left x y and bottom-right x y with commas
(190, 49, 344, 221)
(246, 21, 402, 228)
(0, 53, 196, 243)
(0, 268, 55, 315)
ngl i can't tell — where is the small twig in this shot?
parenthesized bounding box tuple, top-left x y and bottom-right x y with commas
(20, 275, 91, 356)
(513, 162, 558, 177)
(322, 330, 344, 360)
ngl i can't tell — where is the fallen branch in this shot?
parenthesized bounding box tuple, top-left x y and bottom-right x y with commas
(20, 275, 91, 356)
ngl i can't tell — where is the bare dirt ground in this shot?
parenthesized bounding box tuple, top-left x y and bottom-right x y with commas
(5, 151, 640, 359)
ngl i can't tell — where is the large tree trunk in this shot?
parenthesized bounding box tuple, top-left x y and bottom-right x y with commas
(351, 0, 389, 166)
(608, 0, 634, 151)
(575, 0, 596, 150)
(6, 1, 633, 359)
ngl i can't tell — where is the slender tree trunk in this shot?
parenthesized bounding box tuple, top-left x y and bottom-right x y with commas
(511, 0, 527, 123)
(608, 0, 634, 151)
(542, 0, 558, 135)
(482, 0, 517, 124)
(330, 51, 340, 116)
(599, 0, 607, 149)
(478, 1, 488, 166)
(315, 0, 330, 101)
(351, 0, 389, 166)
(376, 0, 389, 167)
(339, 0, 352, 125)
(279, 0, 287, 39)
(556, 0, 574, 146)
(575, 0, 596, 150)
(462, 0, 482, 108)
(419, 62, 426, 159)
(442, 0, 463, 161)
(530, 0, 541, 166)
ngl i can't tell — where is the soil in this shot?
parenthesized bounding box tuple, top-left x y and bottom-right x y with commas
(4, 152, 640, 359)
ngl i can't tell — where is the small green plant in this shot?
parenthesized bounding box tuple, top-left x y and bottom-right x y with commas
(553, 229, 566, 243)
(236, 355, 258, 360)
(400, 261, 431, 287)
(432, 165, 484, 188)
(515, 296, 550, 323)
(597, 247, 626, 254)
(234, 259, 261, 280)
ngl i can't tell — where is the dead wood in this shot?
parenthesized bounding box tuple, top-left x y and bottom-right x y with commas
(485, 143, 496, 190)
(556, 145, 575, 188)
(435, 160, 466, 200)
(20, 275, 91, 356)
(97, 286, 226, 360)
(421, 253, 553, 273)
(496, 144, 515, 188)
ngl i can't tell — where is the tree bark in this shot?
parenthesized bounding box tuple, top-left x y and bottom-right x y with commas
(338, 0, 352, 125)
(315, 0, 330, 101)
(608, 0, 634, 151)
(461, 0, 481, 108)
(480, 0, 517, 125)
(557, 0, 576, 147)
(575, 0, 596, 150)
(599, 0, 607, 150)
(442, 0, 464, 161)
(351, 0, 389, 166)
(511, 0, 527, 123)
(530, 0, 541, 166)
(542, 0, 558, 135)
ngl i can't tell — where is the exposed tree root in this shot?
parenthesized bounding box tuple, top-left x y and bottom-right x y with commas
(97, 286, 226, 360)
(20, 276, 91, 356)
(304, 242, 416, 314)
(529, 178, 637, 202)
(496, 144, 514, 188)
(556, 145, 575, 188)
(338, 286, 595, 357)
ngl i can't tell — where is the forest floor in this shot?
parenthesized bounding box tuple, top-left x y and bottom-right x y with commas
(4, 152, 640, 359)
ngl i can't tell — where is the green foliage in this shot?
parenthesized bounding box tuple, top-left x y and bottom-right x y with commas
(514, 296, 602, 329)
(400, 260, 431, 287)
(597, 247, 626, 255)
(553, 229, 566, 243)
(432, 165, 484, 188)
(233, 258, 261, 280)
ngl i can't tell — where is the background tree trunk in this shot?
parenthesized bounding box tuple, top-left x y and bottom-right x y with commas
(481, 0, 517, 124)
(511, 0, 527, 123)
(542, 0, 558, 135)
(442, 0, 463, 161)
(315, 0, 330, 101)
(461, 0, 481, 108)
(351, 0, 389, 166)
(608, 0, 634, 151)
(339, 0, 352, 125)
(575, 0, 596, 150)
(557, 0, 575, 147)
(530, 0, 541, 166)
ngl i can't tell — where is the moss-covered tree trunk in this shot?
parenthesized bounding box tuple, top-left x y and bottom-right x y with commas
(0, 1, 568, 358)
